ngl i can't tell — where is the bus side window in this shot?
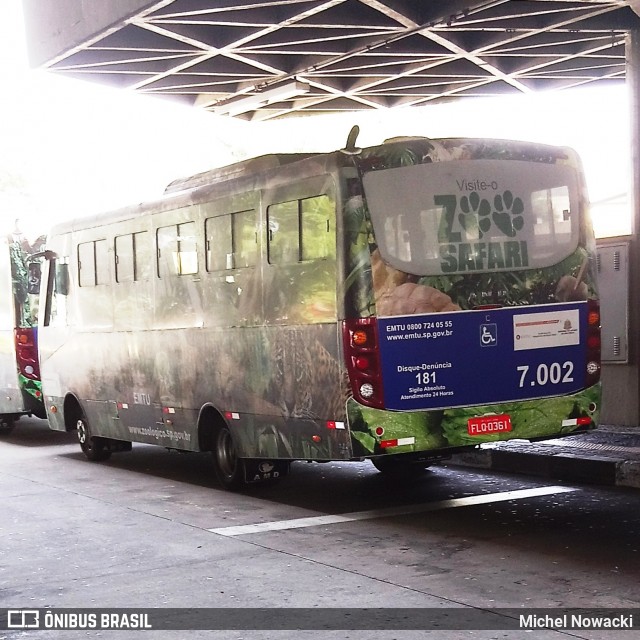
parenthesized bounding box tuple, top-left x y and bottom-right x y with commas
(206, 210, 258, 271)
(233, 209, 258, 268)
(133, 231, 152, 281)
(78, 240, 109, 286)
(78, 242, 94, 287)
(301, 195, 335, 261)
(205, 215, 232, 271)
(178, 222, 197, 274)
(157, 222, 198, 276)
(268, 195, 335, 264)
(115, 231, 151, 282)
(115, 234, 134, 282)
(268, 201, 299, 264)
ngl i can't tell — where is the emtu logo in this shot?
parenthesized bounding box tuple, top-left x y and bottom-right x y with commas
(8, 610, 40, 628)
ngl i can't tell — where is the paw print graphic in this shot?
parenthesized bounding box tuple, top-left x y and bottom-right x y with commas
(458, 192, 492, 238)
(492, 190, 524, 237)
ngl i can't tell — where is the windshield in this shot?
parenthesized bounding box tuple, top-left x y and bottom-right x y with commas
(362, 159, 580, 276)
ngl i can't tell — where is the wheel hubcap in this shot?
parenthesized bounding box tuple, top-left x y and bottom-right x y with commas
(77, 419, 87, 445)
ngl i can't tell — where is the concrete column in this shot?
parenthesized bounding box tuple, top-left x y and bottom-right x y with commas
(601, 31, 640, 426)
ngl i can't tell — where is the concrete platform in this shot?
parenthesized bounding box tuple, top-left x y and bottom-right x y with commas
(448, 425, 640, 489)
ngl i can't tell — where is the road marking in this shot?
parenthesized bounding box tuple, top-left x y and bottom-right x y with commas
(208, 485, 575, 537)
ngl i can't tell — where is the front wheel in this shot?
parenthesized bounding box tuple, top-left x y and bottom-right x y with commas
(77, 413, 111, 462)
(212, 425, 245, 490)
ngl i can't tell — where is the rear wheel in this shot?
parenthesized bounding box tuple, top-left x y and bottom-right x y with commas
(76, 412, 111, 462)
(212, 425, 245, 490)
(0, 416, 15, 435)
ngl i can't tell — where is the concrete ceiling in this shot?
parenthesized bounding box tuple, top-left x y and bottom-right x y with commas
(23, 0, 640, 120)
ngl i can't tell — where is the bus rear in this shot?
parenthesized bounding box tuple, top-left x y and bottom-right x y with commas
(341, 137, 600, 470)
(0, 235, 45, 432)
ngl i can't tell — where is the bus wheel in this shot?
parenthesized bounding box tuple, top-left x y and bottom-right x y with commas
(371, 456, 430, 477)
(0, 416, 15, 434)
(76, 413, 111, 462)
(212, 425, 245, 490)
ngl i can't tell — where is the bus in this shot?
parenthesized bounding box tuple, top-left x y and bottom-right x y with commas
(37, 130, 601, 488)
(0, 233, 46, 433)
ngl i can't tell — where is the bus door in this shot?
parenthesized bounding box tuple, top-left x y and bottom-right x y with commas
(38, 243, 72, 431)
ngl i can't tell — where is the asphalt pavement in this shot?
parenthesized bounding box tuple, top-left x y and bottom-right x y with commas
(448, 425, 640, 489)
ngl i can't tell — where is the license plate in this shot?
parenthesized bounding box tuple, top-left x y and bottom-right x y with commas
(467, 414, 512, 436)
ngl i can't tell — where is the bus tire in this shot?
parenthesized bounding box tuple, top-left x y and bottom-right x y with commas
(76, 411, 111, 462)
(212, 425, 245, 490)
(0, 416, 15, 434)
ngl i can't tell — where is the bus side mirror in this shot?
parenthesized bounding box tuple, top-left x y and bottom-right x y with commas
(55, 263, 69, 296)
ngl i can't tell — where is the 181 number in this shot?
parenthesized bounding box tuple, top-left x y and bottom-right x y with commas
(517, 362, 574, 388)
(416, 371, 437, 385)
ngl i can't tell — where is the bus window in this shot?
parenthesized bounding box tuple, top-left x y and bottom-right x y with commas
(205, 215, 232, 271)
(206, 210, 257, 271)
(268, 195, 335, 264)
(531, 186, 572, 239)
(268, 200, 299, 264)
(78, 242, 93, 287)
(78, 240, 109, 286)
(157, 222, 198, 276)
(178, 222, 197, 274)
(116, 232, 151, 282)
(133, 232, 152, 281)
(115, 234, 133, 282)
(233, 210, 258, 268)
(301, 195, 335, 261)
(95, 240, 109, 284)
(363, 159, 580, 276)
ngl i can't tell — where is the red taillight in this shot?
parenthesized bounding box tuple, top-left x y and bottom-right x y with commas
(352, 330, 368, 346)
(585, 299, 601, 386)
(587, 335, 601, 349)
(15, 328, 40, 380)
(588, 310, 600, 326)
(342, 318, 384, 409)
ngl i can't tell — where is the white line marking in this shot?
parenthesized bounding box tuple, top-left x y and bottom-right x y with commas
(208, 485, 575, 537)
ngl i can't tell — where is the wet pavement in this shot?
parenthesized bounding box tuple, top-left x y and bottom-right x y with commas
(448, 425, 640, 489)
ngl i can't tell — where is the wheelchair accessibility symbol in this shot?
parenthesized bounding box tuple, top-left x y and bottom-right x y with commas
(480, 323, 497, 347)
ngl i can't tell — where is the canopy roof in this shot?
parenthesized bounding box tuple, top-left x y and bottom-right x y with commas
(24, 0, 639, 120)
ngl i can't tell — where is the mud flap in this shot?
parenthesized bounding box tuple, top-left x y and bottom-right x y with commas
(243, 459, 290, 484)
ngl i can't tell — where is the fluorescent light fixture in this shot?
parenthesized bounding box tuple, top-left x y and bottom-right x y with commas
(214, 80, 310, 116)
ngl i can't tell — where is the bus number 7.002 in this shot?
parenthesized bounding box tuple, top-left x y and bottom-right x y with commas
(517, 362, 574, 388)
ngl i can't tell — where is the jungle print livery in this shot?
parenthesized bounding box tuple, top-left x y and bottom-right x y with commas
(342, 137, 599, 458)
(38, 134, 600, 483)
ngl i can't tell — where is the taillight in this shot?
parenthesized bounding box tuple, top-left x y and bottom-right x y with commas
(15, 328, 40, 380)
(342, 318, 384, 408)
(585, 299, 600, 386)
